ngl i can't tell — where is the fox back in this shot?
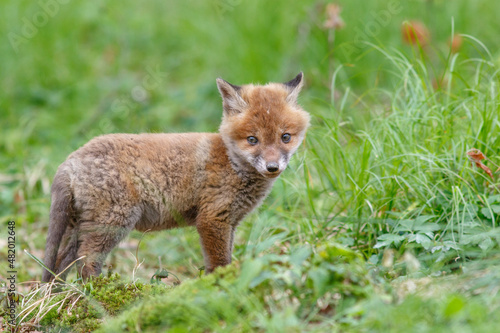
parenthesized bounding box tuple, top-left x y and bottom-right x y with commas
(42, 73, 310, 282)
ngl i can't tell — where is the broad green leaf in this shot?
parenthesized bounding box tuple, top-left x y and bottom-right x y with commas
(395, 219, 414, 232)
(479, 237, 493, 251)
(481, 207, 493, 219)
(374, 234, 405, 248)
(237, 259, 264, 290)
(443, 295, 465, 318)
(289, 247, 311, 268)
(415, 233, 432, 249)
(308, 267, 330, 297)
(487, 194, 500, 204)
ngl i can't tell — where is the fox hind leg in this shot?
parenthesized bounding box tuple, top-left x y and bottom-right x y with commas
(75, 214, 138, 280)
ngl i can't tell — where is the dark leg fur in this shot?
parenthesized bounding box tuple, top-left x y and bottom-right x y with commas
(75, 221, 133, 280)
(197, 219, 234, 273)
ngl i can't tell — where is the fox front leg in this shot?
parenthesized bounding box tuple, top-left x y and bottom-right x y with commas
(196, 217, 235, 273)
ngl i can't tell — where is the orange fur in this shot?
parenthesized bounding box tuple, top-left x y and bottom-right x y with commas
(42, 73, 310, 282)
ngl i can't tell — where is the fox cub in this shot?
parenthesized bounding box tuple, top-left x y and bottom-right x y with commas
(42, 73, 310, 282)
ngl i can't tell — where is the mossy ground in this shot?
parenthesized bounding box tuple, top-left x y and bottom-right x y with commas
(1, 274, 168, 332)
(99, 242, 374, 332)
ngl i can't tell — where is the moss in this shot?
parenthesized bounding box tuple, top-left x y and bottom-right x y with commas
(98, 265, 256, 333)
(82, 273, 167, 315)
(38, 292, 104, 333)
(33, 274, 168, 332)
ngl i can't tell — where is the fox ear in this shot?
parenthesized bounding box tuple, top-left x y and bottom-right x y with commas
(216, 78, 247, 116)
(283, 72, 304, 103)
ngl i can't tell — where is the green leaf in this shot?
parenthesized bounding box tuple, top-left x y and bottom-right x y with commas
(481, 207, 493, 219)
(461, 203, 479, 215)
(479, 237, 493, 251)
(248, 270, 274, 288)
(443, 295, 465, 318)
(395, 219, 414, 232)
(317, 242, 363, 261)
(289, 247, 311, 268)
(368, 254, 379, 265)
(415, 233, 432, 249)
(394, 216, 440, 234)
(374, 234, 405, 249)
(407, 234, 417, 243)
(413, 216, 441, 233)
(414, 215, 435, 225)
(487, 195, 500, 204)
(308, 267, 330, 297)
(237, 258, 264, 290)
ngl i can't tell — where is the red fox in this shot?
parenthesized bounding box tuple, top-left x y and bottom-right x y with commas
(42, 73, 310, 282)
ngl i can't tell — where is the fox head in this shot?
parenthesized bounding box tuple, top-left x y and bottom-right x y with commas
(217, 73, 310, 179)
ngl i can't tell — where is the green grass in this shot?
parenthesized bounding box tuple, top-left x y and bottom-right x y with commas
(1, 0, 500, 331)
(97, 243, 372, 333)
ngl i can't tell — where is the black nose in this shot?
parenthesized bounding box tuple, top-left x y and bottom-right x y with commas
(266, 162, 279, 173)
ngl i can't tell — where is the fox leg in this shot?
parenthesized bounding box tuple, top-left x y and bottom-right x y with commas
(197, 218, 235, 273)
(75, 220, 134, 280)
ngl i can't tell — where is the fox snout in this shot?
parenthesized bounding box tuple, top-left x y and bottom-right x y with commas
(264, 161, 282, 178)
(259, 147, 287, 178)
(266, 162, 279, 173)
(260, 161, 283, 178)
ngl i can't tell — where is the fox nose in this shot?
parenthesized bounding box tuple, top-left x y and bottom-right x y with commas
(266, 162, 279, 173)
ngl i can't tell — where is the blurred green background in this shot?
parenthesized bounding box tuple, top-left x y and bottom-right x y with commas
(2, 0, 500, 331)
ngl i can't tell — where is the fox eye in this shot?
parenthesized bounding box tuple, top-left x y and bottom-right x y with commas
(282, 133, 291, 143)
(247, 136, 258, 145)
